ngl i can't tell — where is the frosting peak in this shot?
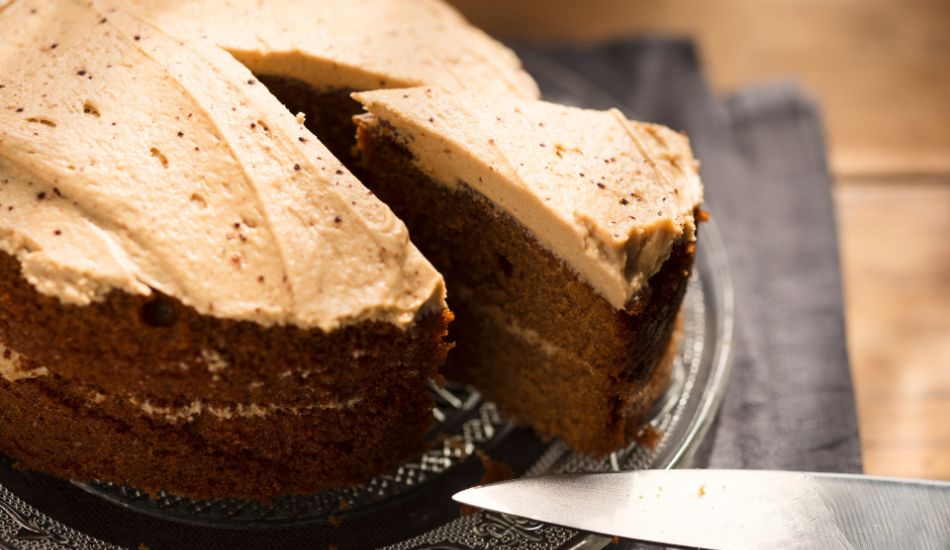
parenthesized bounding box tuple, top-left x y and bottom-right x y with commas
(355, 88, 704, 309)
(0, 0, 444, 331)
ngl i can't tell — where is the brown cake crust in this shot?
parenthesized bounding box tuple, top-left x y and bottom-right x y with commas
(0, 251, 451, 499)
(0, 252, 448, 408)
(356, 121, 695, 456)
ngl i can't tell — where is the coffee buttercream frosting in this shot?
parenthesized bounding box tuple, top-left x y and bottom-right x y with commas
(0, 0, 445, 331)
(126, 0, 539, 99)
(355, 88, 704, 309)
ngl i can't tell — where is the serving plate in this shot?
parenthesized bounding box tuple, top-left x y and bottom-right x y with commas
(0, 54, 734, 549)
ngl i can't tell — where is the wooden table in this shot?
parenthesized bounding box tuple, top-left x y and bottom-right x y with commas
(452, 0, 950, 480)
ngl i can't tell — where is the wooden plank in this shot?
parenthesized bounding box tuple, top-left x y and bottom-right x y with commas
(835, 178, 950, 479)
(451, 0, 950, 175)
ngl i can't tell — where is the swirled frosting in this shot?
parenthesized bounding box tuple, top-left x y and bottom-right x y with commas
(0, 0, 445, 331)
(125, 0, 539, 98)
(355, 88, 704, 309)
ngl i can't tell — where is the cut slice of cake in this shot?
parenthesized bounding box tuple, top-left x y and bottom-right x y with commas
(0, 1, 450, 499)
(354, 88, 704, 456)
(126, 0, 540, 163)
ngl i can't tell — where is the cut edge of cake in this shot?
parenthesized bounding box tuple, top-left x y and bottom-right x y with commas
(352, 87, 704, 455)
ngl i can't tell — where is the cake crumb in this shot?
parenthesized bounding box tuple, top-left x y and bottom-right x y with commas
(476, 449, 514, 485)
(698, 484, 706, 497)
(634, 425, 662, 450)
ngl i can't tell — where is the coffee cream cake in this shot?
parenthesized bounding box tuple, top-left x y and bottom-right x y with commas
(0, 0, 704, 499)
(354, 88, 703, 455)
(0, 0, 484, 498)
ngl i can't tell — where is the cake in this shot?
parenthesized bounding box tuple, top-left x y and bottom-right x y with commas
(126, 0, 540, 163)
(353, 88, 703, 455)
(0, 0, 477, 499)
(0, 0, 704, 500)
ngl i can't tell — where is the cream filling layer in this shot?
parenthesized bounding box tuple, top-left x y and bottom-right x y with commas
(355, 89, 704, 309)
(127, 395, 363, 424)
(1, 341, 362, 423)
(451, 285, 599, 376)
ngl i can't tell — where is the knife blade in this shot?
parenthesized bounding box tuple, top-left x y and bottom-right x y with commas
(453, 470, 950, 549)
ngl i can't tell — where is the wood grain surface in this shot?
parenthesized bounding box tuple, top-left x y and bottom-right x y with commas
(451, 0, 950, 479)
(836, 179, 950, 479)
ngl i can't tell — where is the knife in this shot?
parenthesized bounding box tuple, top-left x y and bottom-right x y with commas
(453, 469, 950, 549)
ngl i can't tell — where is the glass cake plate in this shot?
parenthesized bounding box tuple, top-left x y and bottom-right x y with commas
(0, 54, 734, 549)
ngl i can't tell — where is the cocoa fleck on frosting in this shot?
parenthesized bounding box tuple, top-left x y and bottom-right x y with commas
(0, 0, 444, 331)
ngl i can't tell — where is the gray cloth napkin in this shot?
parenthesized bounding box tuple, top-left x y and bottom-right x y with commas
(521, 38, 862, 473)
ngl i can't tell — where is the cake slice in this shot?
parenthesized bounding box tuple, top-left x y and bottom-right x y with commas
(0, 1, 449, 499)
(126, 0, 539, 162)
(354, 88, 704, 455)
